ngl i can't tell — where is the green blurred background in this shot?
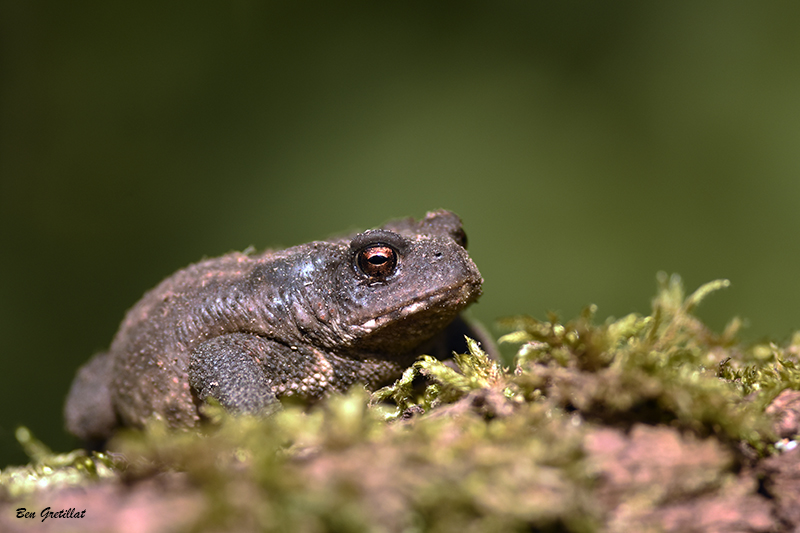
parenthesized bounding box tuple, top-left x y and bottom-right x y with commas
(2, 2, 799, 466)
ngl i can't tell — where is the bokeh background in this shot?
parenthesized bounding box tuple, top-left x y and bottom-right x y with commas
(2, 2, 800, 466)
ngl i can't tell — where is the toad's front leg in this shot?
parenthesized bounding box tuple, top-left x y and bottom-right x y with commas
(189, 333, 285, 415)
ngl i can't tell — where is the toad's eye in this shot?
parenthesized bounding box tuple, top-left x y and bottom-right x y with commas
(356, 244, 398, 279)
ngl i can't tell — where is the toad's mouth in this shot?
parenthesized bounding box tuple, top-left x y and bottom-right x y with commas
(351, 281, 482, 349)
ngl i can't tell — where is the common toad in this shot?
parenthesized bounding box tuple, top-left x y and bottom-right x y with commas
(64, 210, 484, 441)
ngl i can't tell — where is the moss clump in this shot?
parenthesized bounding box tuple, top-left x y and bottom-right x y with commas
(0, 427, 119, 500)
(497, 273, 781, 451)
(106, 366, 596, 532)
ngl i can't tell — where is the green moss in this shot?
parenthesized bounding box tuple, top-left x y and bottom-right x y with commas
(110, 387, 596, 532)
(496, 273, 785, 450)
(0, 427, 119, 499)
(372, 336, 506, 414)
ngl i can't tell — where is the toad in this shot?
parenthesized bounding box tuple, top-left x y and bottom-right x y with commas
(64, 210, 484, 442)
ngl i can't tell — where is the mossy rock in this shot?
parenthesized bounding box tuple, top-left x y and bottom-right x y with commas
(2, 273, 800, 532)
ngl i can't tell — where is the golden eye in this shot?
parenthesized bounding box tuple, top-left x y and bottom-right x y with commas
(356, 244, 398, 279)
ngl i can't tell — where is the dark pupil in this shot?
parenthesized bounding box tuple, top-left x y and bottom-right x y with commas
(358, 245, 397, 278)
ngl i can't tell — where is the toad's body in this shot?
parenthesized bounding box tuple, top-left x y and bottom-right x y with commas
(65, 210, 483, 442)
